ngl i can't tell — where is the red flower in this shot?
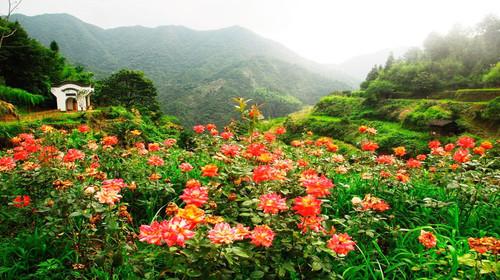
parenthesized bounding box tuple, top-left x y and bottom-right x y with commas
(221, 144, 240, 157)
(148, 143, 161, 152)
(0, 156, 16, 172)
(63, 149, 85, 162)
(361, 141, 379, 152)
(179, 162, 193, 172)
(201, 164, 218, 177)
(246, 143, 267, 157)
(293, 195, 322, 216)
(428, 140, 441, 149)
(139, 217, 196, 247)
(358, 125, 368, 133)
(453, 149, 470, 163)
(444, 143, 455, 152)
(253, 165, 283, 183)
(275, 127, 286, 135)
(376, 155, 395, 165)
(327, 233, 356, 255)
(264, 132, 276, 143)
(13, 149, 29, 161)
(301, 175, 334, 198)
(147, 155, 164, 166)
(258, 193, 288, 214)
(220, 131, 234, 140)
(12, 195, 30, 208)
(418, 230, 437, 249)
(78, 124, 90, 133)
(406, 158, 422, 168)
(193, 125, 205, 134)
(457, 136, 475, 149)
(180, 185, 208, 207)
(139, 221, 164, 245)
(250, 225, 275, 247)
(416, 154, 427, 161)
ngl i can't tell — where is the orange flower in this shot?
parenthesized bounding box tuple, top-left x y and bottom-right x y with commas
(186, 179, 202, 188)
(258, 193, 288, 214)
(358, 125, 368, 133)
(472, 147, 485, 155)
(396, 172, 410, 183)
(201, 164, 218, 177)
(292, 195, 322, 216)
(393, 146, 406, 157)
(102, 135, 118, 146)
(250, 225, 275, 247)
(468, 237, 499, 254)
(176, 204, 205, 226)
(148, 143, 161, 152)
(418, 230, 437, 249)
(358, 194, 390, 212)
(275, 127, 286, 135)
(327, 233, 356, 255)
(480, 141, 493, 150)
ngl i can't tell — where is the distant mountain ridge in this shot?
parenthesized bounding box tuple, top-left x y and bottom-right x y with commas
(12, 13, 355, 125)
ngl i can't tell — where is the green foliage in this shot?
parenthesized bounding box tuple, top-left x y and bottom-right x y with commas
(481, 97, 500, 122)
(0, 85, 45, 106)
(95, 70, 161, 119)
(362, 16, 500, 96)
(364, 79, 396, 105)
(314, 96, 363, 117)
(483, 62, 500, 86)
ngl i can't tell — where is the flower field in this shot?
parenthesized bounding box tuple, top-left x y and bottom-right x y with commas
(0, 109, 499, 279)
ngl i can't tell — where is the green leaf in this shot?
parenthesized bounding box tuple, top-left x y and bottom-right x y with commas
(231, 247, 250, 258)
(250, 271, 265, 279)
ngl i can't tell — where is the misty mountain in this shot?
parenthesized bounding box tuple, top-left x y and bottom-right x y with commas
(335, 47, 411, 81)
(12, 13, 354, 125)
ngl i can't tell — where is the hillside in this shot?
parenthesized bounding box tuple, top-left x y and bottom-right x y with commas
(11, 13, 354, 125)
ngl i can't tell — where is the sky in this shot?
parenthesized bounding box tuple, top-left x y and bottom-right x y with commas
(4, 0, 500, 64)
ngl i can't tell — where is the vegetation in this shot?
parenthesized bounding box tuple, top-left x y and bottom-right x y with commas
(0, 105, 498, 279)
(361, 16, 500, 100)
(94, 70, 161, 120)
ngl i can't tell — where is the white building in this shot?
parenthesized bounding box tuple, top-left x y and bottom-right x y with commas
(50, 83, 94, 112)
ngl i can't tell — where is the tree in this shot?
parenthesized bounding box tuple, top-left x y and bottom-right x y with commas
(384, 52, 395, 70)
(360, 65, 380, 89)
(483, 62, 500, 86)
(0, 0, 23, 48)
(363, 79, 396, 106)
(50, 40, 59, 52)
(95, 69, 161, 118)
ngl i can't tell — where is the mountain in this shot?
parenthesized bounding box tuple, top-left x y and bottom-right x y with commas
(12, 13, 354, 125)
(335, 47, 411, 81)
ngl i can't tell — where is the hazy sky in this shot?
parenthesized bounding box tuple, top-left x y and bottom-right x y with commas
(5, 0, 500, 64)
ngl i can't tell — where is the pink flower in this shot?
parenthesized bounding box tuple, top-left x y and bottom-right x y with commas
(208, 222, 237, 245)
(179, 162, 193, 172)
(258, 193, 288, 214)
(327, 233, 356, 255)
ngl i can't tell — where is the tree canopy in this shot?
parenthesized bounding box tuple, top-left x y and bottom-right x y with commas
(95, 69, 161, 118)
